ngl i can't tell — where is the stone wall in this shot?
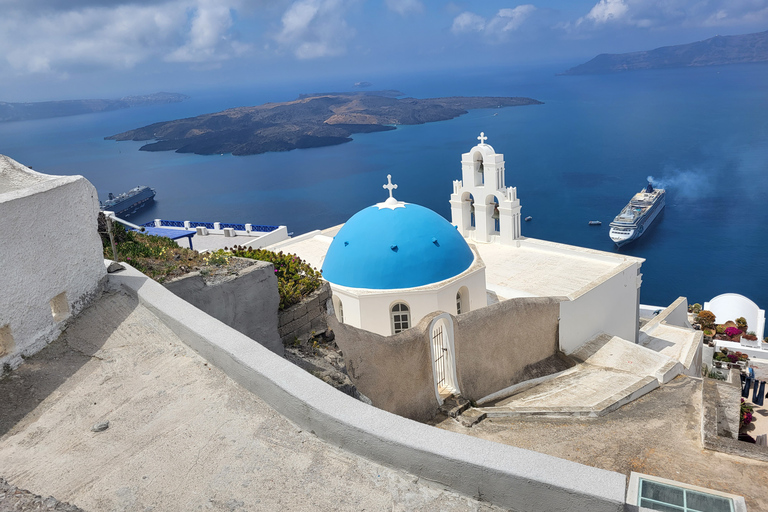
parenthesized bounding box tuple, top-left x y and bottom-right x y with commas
(701, 373, 768, 462)
(330, 296, 563, 421)
(454, 296, 562, 401)
(278, 282, 331, 345)
(329, 312, 439, 422)
(0, 156, 106, 374)
(163, 259, 282, 355)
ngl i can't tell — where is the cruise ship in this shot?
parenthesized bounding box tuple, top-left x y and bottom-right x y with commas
(100, 186, 156, 217)
(609, 182, 665, 247)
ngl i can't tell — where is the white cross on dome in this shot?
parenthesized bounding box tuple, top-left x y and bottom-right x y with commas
(376, 174, 405, 210)
(383, 174, 398, 199)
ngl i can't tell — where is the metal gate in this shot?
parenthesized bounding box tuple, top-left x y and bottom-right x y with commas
(432, 323, 448, 390)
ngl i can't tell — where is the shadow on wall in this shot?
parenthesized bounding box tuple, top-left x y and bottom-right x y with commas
(329, 296, 565, 421)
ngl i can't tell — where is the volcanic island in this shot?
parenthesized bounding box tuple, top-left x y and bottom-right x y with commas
(106, 91, 542, 156)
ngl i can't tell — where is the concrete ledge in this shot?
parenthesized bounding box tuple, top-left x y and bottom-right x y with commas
(479, 375, 658, 419)
(108, 264, 627, 512)
(701, 378, 768, 462)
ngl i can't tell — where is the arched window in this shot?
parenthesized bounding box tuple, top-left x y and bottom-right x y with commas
(391, 302, 410, 334)
(332, 296, 344, 324)
(456, 286, 469, 315)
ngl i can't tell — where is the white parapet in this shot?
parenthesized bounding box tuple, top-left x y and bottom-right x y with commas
(0, 155, 106, 373)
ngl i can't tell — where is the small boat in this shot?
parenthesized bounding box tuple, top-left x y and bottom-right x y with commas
(525, 216, 532, 222)
(588, 220, 602, 226)
(493, 113, 498, 116)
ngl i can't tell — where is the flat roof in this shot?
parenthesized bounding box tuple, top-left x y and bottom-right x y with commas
(268, 225, 341, 271)
(475, 237, 643, 300)
(274, 229, 643, 300)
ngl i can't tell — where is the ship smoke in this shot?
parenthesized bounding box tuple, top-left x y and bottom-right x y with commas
(647, 170, 711, 200)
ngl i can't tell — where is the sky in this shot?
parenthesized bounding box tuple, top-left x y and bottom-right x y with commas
(1, 0, 767, 101)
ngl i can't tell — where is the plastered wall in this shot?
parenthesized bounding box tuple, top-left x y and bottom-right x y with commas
(0, 156, 105, 372)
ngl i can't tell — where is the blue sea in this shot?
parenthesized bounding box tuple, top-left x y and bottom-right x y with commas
(3, 63, 768, 310)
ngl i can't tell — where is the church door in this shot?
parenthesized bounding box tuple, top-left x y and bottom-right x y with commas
(429, 314, 459, 401)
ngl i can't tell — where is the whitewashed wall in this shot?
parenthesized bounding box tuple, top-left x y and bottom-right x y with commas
(330, 255, 486, 337)
(559, 261, 641, 353)
(705, 293, 765, 340)
(0, 156, 105, 372)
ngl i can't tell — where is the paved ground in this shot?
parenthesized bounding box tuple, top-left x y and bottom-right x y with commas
(433, 376, 768, 511)
(0, 292, 502, 512)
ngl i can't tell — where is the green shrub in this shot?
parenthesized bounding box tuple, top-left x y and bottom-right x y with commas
(228, 246, 322, 310)
(695, 310, 716, 329)
(736, 317, 748, 331)
(715, 325, 726, 335)
(691, 303, 702, 314)
(99, 214, 210, 282)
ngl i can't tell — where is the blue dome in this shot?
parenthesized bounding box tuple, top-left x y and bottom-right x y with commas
(322, 203, 474, 289)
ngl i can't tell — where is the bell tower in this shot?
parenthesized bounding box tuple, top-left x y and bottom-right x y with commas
(450, 132, 522, 244)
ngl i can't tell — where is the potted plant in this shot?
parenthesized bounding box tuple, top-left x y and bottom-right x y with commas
(695, 310, 716, 330)
(725, 326, 743, 342)
(741, 399, 755, 432)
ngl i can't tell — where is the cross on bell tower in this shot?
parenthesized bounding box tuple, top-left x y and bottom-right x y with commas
(477, 132, 488, 145)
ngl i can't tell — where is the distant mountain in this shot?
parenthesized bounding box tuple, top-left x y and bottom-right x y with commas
(106, 92, 542, 156)
(561, 30, 768, 75)
(0, 92, 189, 123)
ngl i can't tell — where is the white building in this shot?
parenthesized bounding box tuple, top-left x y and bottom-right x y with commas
(274, 133, 645, 351)
(320, 176, 486, 336)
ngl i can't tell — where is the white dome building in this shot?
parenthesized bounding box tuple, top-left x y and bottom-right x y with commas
(321, 176, 486, 336)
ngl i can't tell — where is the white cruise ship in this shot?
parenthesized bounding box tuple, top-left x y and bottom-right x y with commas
(609, 183, 665, 247)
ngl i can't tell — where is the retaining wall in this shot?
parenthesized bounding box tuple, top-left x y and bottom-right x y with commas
(278, 282, 331, 344)
(109, 264, 627, 511)
(701, 374, 768, 462)
(163, 258, 282, 355)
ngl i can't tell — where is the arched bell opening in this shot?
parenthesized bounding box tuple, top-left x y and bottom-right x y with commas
(473, 152, 485, 187)
(462, 192, 475, 229)
(486, 195, 501, 235)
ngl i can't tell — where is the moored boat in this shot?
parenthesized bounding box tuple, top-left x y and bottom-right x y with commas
(609, 182, 665, 247)
(100, 186, 156, 217)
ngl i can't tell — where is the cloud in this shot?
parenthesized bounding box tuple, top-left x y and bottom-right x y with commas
(0, 0, 247, 75)
(578, 0, 629, 25)
(574, 0, 768, 29)
(167, 0, 248, 63)
(451, 11, 485, 33)
(451, 5, 535, 39)
(274, 0, 355, 59)
(385, 0, 424, 16)
(488, 5, 536, 32)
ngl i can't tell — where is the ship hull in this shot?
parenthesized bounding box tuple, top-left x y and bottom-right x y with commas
(101, 186, 156, 217)
(609, 189, 665, 247)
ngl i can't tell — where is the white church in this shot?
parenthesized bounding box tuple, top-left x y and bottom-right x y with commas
(276, 132, 645, 354)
